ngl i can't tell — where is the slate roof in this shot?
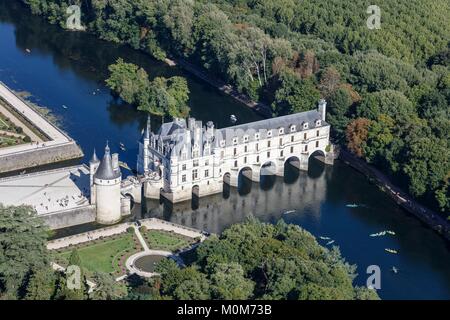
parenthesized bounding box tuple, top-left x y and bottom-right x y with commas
(94, 144, 121, 180)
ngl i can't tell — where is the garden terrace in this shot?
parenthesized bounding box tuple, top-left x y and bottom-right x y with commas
(54, 230, 142, 277)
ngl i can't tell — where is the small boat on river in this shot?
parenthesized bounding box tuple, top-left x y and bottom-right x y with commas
(385, 248, 398, 254)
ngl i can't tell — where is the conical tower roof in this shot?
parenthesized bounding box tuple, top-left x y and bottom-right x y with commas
(90, 148, 99, 163)
(94, 142, 121, 180)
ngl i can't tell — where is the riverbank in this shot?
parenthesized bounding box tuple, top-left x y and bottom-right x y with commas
(339, 149, 450, 241)
(169, 57, 273, 118)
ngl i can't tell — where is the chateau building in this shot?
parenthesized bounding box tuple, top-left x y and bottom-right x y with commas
(137, 99, 334, 203)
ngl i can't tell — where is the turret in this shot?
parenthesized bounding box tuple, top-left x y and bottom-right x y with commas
(143, 115, 151, 174)
(89, 148, 100, 204)
(94, 142, 122, 224)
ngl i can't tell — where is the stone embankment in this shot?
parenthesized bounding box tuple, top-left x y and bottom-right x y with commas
(0, 81, 83, 173)
(339, 149, 450, 241)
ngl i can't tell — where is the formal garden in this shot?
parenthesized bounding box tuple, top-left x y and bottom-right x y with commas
(140, 227, 197, 252)
(54, 230, 142, 277)
(52, 226, 199, 278)
(0, 111, 31, 148)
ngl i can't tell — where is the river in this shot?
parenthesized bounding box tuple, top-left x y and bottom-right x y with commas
(1, 0, 449, 300)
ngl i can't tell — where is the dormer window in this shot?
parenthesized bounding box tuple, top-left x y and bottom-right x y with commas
(255, 133, 260, 140)
(220, 140, 225, 147)
(233, 137, 238, 145)
(303, 122, 309, 130)
(243, 135, 249, 143)
(290, 125, 296, 132)
(267, 130, 272, 137)
(315, 119, 322, 127)
(279, 128, 284, 135)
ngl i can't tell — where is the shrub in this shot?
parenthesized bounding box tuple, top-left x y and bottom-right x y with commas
(127, 227, 134, 233)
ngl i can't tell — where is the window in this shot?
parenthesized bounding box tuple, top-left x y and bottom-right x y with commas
(244, 156, 247, 164)
(280, 150, 284, 157)
(192, 169, 198, 180)
(290, 146, 294, 153)
(256, 156, 259, 163)
(303, 122, 309, 129)
(205, 169, 209, 178)
(256, 143, 259, 151)
(220, 140, 225, 147)
(304, 133, 307, 140)
(279, 138, 282, 146)
(316, 119, 321, 126)
(267, 141, 271, 147)
(244, 145, 248, 152)
(305, 145, 308, 152)
(193, 160, 199, 167)
(234, 160, 238, 167)
(234, 148, 237, 156)
(267, 130, 272, 137)
(182, 174, 186, 183)
(243, 136, 249, 142)
(316, 141, 319, 148)
(291, 135, 294, 142)
(221, 151, 224, 158)
(182, 164, 186, 171)
(316, 130, 320, 137)
(290, 125, 296, 132)
(233, 137, 238, 145)
(267, 151, 270, 158)
(279, 128, 284, 135)
(205, 159, 209, 166)
(255, 133, 260, 140)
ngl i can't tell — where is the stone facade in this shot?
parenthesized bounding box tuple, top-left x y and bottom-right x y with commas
(138, 99, 333, 203)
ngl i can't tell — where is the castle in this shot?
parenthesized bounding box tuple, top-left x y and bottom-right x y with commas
(86, 99, 334, 224)
(135, 99, 333, 204)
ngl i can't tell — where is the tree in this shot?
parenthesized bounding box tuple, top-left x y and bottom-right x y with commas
(318, 66, 341, 98)
(272, 70, 320, 116)
(24, 268, 57, 300)
(364, 114, 395, 164)
(327, 87, 354, 142)
(106, 58, 150, 104)
(346, 118, 371, 157)
(210, 263, 254, 300)
(89, 272, 127, 300)
(138, 76, 190, 118)
(357, 90, 415, 121)
(0, 205, 49, 299)
(106, 59, 190, 118)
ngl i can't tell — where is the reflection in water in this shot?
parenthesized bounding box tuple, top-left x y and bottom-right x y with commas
(142, 158, 326, 234)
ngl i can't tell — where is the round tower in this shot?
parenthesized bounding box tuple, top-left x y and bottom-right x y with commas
(94, 143, 122, 224)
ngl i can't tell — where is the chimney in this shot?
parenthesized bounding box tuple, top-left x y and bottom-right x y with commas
(318, 99, 327, 121)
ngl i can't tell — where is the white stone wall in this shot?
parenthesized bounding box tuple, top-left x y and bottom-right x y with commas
(94, 177, 121, 224)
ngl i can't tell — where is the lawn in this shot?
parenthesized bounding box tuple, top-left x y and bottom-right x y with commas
(55, 232, 142, 276)
(143, 229, 194, 252)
